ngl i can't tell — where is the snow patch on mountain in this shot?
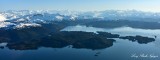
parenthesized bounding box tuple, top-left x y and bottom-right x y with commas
(0, 14, 7, 21)
(55, 16, 63, 20)
(0, 22, 15, 28)
(15, 23, 41, 29)
(1, 10, 160, 29)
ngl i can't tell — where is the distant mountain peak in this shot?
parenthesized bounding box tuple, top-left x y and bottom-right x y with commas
(1, 10, 160, 29)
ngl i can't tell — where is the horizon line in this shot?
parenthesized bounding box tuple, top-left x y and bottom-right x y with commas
(1, 9, 160, 13)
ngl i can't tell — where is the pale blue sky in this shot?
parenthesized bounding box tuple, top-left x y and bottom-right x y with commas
(0, 0, 160, 12)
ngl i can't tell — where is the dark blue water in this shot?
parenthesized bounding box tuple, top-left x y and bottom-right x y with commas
(0, 26, 159, 60)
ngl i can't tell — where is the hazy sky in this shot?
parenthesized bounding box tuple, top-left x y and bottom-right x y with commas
(1, 0, 160, 12)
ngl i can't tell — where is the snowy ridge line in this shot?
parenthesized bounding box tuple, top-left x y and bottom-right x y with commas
(1, 10, 160, 29)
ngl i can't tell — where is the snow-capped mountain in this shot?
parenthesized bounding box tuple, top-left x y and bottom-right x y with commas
(0, 14, 7, 21)
(1, 10, 160, 29)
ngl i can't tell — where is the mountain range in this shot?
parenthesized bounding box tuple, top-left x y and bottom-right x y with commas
(1, 10, 160, 29)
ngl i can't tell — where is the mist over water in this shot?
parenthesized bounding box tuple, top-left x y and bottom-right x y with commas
(61, 25, 160, 37)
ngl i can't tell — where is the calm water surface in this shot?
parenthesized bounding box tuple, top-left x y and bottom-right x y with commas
(0, 25, 160, 60)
